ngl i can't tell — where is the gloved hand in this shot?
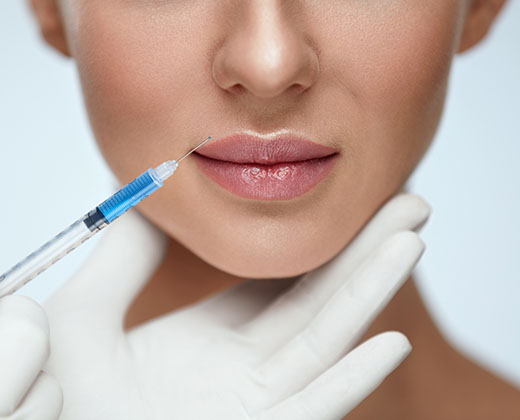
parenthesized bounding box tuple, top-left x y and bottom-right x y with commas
(1, 192, 430, 420)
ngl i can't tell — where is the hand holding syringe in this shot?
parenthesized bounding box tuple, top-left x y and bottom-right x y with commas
(0, 136, 212, 297)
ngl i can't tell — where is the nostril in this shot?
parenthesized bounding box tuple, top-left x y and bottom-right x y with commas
(229, 84, 246, 95)
(290, 83, 308, 95)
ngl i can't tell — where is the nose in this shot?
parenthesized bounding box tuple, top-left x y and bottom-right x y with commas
(212, 1, 320, 100)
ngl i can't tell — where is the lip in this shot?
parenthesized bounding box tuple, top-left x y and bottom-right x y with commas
(193, 133, 339, 200)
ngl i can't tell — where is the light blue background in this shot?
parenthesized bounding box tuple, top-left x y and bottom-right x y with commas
(1, 2, 518, 386)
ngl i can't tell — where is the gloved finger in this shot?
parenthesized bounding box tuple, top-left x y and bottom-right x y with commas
(0, 296, 50, 417)
(238, 193, 430, 345)
(45, 210, 168, 334)
(2, 371, 63, 420)
(253, 232, 423, 405)
(256, 331, 412, 420)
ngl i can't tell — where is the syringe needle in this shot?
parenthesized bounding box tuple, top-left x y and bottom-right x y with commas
(176, 136, 212, 164)
(153, 136, 213, 182)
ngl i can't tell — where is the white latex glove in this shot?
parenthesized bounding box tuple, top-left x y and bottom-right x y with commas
(2, 192, 430, 420)
(0, 295, 62, 419)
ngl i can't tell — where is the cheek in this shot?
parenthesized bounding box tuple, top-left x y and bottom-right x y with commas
(323, 2, 462, 185)
(72, 4, 211, 177)
(364, 6, 457, 149)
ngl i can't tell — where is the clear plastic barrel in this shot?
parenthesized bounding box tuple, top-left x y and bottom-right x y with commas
(0, 216, 96, 297)
(0, 161, 178, 297)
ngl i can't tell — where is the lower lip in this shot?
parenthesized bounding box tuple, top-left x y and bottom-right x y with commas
(193, 153, 338, 200)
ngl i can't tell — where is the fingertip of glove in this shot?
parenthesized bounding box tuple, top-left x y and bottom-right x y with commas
(374, 330, 413, 358)
(383, 231, 426, 262)
(394, 193, 432, 221)
(0, 295, 49, 337)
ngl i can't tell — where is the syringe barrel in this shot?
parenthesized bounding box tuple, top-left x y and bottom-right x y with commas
(0, 167, 165, 297)
(97, 169, 163, 223)
(0, 216, 97, 297)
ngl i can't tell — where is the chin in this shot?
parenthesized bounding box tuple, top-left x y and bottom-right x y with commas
(197, 231, 344, 280)
(211, 255, 324, 279)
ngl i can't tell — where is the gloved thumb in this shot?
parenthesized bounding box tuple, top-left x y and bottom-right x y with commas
(0, 295, 50, 416)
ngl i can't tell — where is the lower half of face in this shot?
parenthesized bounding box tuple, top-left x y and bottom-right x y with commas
(69, 0, 465, 278)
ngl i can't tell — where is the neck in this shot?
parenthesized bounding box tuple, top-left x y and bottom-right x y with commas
(349, 271, 462, 417)
(125, 235, 453, 361)
(124, 235, 513, 417)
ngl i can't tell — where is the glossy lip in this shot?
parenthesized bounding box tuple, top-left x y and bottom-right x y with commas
(194, 133, 339, 164)
(193, 132, 340, 201)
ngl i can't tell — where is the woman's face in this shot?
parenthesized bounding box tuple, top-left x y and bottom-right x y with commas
(57, 0, 468, 278)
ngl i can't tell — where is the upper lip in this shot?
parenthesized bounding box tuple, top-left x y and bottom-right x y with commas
(194, 132, 339, 164)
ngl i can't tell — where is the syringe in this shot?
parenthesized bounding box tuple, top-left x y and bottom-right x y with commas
(0, 136, 212, 297)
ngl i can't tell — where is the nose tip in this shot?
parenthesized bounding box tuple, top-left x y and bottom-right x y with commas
(212, 10, 319, 100)
(213, 40, 319, 99)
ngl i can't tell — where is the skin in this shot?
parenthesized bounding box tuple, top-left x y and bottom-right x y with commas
(29, 0, 519, 418)
(30, 0, 481, 278)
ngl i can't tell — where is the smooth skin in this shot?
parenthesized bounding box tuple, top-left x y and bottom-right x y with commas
(28, 0, 506, 279)
(4, 0, 518, 418)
